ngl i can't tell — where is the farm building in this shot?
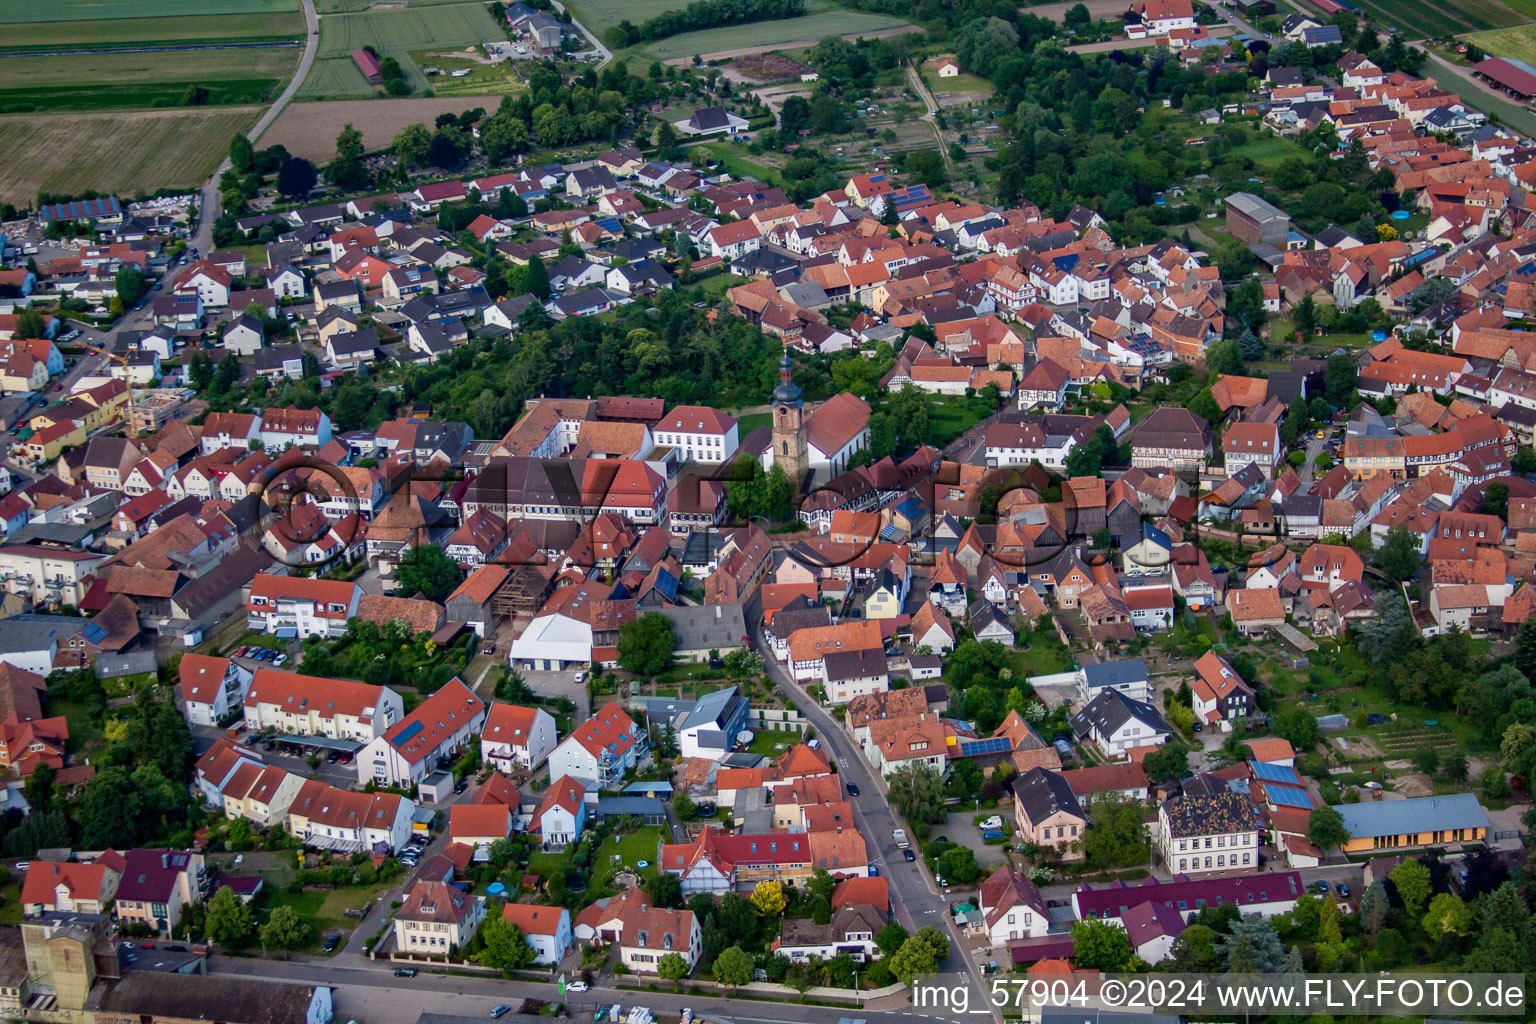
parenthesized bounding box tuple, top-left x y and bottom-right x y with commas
(37, 198, 121, 225)
(352, 49, 382, 86)
(1225, 192, 1291, 248)
(1474, 57, 1536, 102)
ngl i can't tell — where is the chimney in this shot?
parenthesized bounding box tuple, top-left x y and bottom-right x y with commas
(160, 854, 169, 868)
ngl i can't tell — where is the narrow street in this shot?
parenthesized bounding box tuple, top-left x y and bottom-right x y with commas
(755, 625, 998, 1023)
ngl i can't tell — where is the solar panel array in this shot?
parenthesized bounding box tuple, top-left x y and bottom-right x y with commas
(1250, 760, 1301, 786)
(1267, 786, 1314, 810)
(959, 736, 1013, 757)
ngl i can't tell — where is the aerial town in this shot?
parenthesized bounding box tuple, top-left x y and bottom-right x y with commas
(2, 0, 1536, 1022)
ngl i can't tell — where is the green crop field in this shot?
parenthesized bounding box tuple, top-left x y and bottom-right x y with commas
(0, 47, 296, 112)
(317, 0, 490, 11)
(632, 5, 911, 60)
(301, 0, 505, 98)
(1348, 0, 1528, 36)
(561, 0, 700, 37)
(7, 13, 301, 50)
(0, 0, 297, 22)
(0, 106, 263, 206)
(1469, 23, 1536, 61)
(411, 50, 526, 96)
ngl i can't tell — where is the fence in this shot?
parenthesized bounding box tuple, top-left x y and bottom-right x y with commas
(749, 706, 808, 733)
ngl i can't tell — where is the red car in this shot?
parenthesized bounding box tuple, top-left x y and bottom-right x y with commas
(235, 645, 249, 657)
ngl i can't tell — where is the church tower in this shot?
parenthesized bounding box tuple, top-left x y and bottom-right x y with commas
(771, 351, 809, 487)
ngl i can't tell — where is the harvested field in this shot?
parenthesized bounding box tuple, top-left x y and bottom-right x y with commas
(0, 0, 297, 21)
(260, 95, 493, 159)
(0, 106, 262, 206)
(732, 52, 813, 82)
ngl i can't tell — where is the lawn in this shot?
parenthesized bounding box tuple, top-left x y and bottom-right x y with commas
(746, 729, 797, 756)
(924, 70, 992, 95)
(738, 412, 771, 435)
(0, 48, 296, 112)
(412, 50, 527, 97)
(926, 393, 997, 446)
(50, 698, 105, 755)
(302, 0, 507, 98)
(1010, 628, 1075, 679)
(8, 13, 302, 50)
(686, 140, 783, 182)
(630, 3, 912, 61)
(529, 825, 667, 890)
(1230, 133, 1315, 169)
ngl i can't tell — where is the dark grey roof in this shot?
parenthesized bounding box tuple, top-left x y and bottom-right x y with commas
(95, 973, 322, 1024)
(328, 328, 380, 356)
(658, 603, 747, 651)
(823, 648, 888, 682)
(1071, 689, 1168, 739)
(1012, 766, 1084, 823)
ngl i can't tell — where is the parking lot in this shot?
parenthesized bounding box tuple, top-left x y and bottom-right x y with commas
(943, 810, 1011, 870)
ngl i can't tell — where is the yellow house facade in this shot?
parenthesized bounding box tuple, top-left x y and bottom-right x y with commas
(1333, 793, 1489, 854)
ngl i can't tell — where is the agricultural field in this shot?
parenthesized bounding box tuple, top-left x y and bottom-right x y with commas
(0, 47, 297, 112)
(562, 0, 700, 39)
(300, 1, 506, 98)
(730, 52, 814, 82)
(1342, 0, 1528, 37)
(634, 3, 913, 61)
(261, 94, 495, 159)
(1468, 23, 1536, 63)
(8, 13, 301, 50)
(0, 0, 297, 22)
(0, 106, 263, 206)
(316, 0, 489, 11)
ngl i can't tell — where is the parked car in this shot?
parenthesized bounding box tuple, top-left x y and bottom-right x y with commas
(903, 849, 915, 862)
(846, 783, 859, 797)
(454, 780, 469, 794)
(567, 982, 588, 994)
(1336, 883, 1350, 897)
(235, 646, 248, 657)
(1311, 880, 1330, 894)
(869, 865, 879, 876)
(394, 968, 416, 978)
(324, 935, 341, 952)
(573, 671, 587, 684)
(982, 830, 1006, 841)
(491, 1007, 511, 1018)
(274, 653, 288, 666)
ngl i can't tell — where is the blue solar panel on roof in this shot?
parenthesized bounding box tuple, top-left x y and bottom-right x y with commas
(1250, 761, 1300, 786)
(960, 736, 1013, 756)
(391, 720, 425, 748)
(1268, 787, 1314, 809)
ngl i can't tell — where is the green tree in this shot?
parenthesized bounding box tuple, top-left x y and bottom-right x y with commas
(876, 922, 909, 956)
(646, 871, 685, 909)
(1274, 706, 1320, 751)
(1071, 919, 1135, 970)
(276, 157, 318, 199)
(261, 905, 311, 956)
(1484, 481, 1510, 518)
(713, 945, 753, 991)
(526, 254, 551, 300)
(1374, 527, 1420, 583)
(115, 265, 147, 306)
(1306, 805, 1350, 852)
(326, 123, 370, 191)
(1389, 858, 1431, 919)
(23, 761, 54, 812)
(886, 763, 945, 824)
(393, 123, 433, 168)
(1323, 353, 1357, 407)
(617, 611, 677, 678)
(1079, 798, 1151, 869)
(230, 133, 255, 174)
(394, 544, 462, 602)
(888, 932, 940, 984)
(1141, 742, 1189, 784)
(206, 886, 255, 949)
(1514, 447, 1536, 475)
(480, 110, 529, 164)
(1359, 880, 1388, 939)
(1422, 891, 1472, 943)
(657, 952, 689, 987)
(478, 916, 535, 974)
(1188, 388, 1220, 426)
